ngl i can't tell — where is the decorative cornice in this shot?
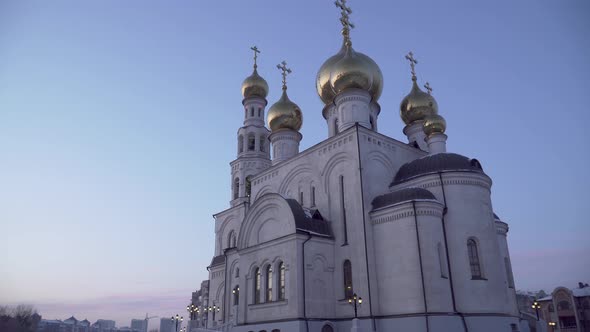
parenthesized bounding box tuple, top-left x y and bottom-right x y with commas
(390, 172, 492, 193)
(495, 220, 509, 236)
(370, 200, 443, 225)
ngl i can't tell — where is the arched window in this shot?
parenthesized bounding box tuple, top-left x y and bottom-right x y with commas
(235, 268, 240, 278)
(311, 186, 316, 206)
(343, 260, 353, 299)
(259, 135, 266, 152)
(557, 301, 570, 310)
(254, 268, 261, 304)
(238, 135, 244, 153)
(467, 239, 482, 279)
(299, 192, 304, 205)
(321, 325, 334, 332)
(250, 107, 254, 117)
(233, 178, 240, 200)
(258, 108, 262, 117)
(334, 118, 339, 134)
(438, 242, 447, 278)
(227, 231, 236, 248)
(278, 261, 285, 300)
(248, 134, 255, 151)
(266, 265, 273, 302)
(245, 176, 252, 198)
(233, 285, 240, 305)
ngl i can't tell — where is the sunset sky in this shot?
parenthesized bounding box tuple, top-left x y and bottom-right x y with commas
(1, 0, 589, 330)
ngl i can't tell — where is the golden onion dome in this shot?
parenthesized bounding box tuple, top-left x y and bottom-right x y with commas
(423, 114, 446, 136)
(241, 68, 269, 99)
(400, 79, 438, 125)
(267, 89, 302, 132)
(316, 43, 383, 104)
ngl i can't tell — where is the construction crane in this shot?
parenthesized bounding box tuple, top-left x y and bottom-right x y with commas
(143, 313, 158, 332)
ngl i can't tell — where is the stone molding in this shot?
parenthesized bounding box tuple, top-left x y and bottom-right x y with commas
(370, 200, 443, 225)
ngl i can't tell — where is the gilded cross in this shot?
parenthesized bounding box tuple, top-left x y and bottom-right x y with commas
(250, 46, 260, 69)
(405, 51, 418, 78)
(424, 82, 432, 95)
(277, 61, 292, 89)
(335, 0, 354, 43)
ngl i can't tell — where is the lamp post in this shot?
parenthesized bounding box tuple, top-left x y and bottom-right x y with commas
(208, 304, 220, 326)
(170, 314, 183, 332)
(531, 300, 541, 321)
(232, 287, 240, 324)
(548, 321, 556, 329)
(348, 293, 363, 318)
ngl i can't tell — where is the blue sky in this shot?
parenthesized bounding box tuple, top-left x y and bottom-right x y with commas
(0, 0, 589, 328)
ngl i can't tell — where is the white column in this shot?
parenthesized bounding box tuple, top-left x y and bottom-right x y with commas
(269, 129, 302, 165)
(426, 133, 447, 154)
(334, 88, 371, 132)
(403, 121, 428, 151)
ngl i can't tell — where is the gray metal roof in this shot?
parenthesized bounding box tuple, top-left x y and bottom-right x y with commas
(210, 255, 226, 267)
(285, 199, 333, 237)
(392, 153, 485, 185)
(372, 187, 437, 210)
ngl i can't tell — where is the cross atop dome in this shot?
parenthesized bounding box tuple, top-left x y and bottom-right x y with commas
(405, 51, 418, 81)
(335, 0, 354, 45)
(424, 82, 432, 95)
(276, 61, 292, 90)
(251, 46, 260, 69)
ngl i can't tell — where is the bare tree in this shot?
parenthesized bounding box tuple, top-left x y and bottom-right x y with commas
(0, 305, 40, 332)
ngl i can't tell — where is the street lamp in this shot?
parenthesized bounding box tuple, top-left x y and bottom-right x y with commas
(348, 293, 363, 318)
(531, 300, 541, 321)
(208, 304, 221, 326)
(232, 287, 240, 324)
(548, 321, 556, 328)
(170, 314, 183, 332)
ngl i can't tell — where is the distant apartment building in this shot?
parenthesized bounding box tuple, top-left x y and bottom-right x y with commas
(159, 318, 174, 332)
(537, 283, 590, 332)
(130, 319, 146, 332)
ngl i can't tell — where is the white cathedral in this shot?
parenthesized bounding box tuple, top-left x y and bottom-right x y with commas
(197, 2, 520, 332)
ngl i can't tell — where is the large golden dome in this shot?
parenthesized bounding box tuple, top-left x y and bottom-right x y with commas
(423, 114, 446, 136)
(267, 89, 302, 132)
(241, 68, 269, 99)
(400, 79, 438, 125)
(316, 42, 383, 104)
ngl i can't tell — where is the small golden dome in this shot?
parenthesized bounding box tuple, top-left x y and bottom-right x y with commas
(423, 114, 446, 136)
(267, 89, 303, 132)
(241, 68, 269, 99)
(316, 43, 383, 104)
(400, 79, 438, 125)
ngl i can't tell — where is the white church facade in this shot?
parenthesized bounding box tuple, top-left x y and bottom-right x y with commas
(198, 2, 520, 331)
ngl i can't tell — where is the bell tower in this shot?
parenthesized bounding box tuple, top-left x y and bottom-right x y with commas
(230, 46, 271, 206)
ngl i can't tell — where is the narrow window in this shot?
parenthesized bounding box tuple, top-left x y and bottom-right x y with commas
(250, 107, 254, 117)
(248, 135, 255, 151)
(235, 268, 239, 278)
(343, 260, 353, 299)
(238, 135, 244, 153)
(259, 135, 265, 152)
(233, 285, 240, 305)
(254, 268, 261, 304)
(311, 186, 316, 206)
(438, 242, 448, 278)
(334, 118, 339, 134)
(258, 108, 262, 117)
(278, 262, 285, 300)
(340, 175, 348, 244)
(467, 239, 482, 279)
(299, 192, 304, 206)
(504, 257, 514, 288)
(266, 265, 273, 302)
(233, 178, 240, 200)
(245, 176, 252, 198)
(227, 231, 236, 248)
